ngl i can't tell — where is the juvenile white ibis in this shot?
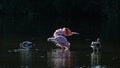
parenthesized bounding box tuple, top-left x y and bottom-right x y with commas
(90, 38, 101, 53)
(47, 27, 79, 50)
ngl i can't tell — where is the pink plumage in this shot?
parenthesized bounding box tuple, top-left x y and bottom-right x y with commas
(47, 27, 79, 50)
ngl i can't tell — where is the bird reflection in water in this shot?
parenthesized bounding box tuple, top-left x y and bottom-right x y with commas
(90, 38, 101, 68)
(91, 51, 101, 67)
(19, 41, 32, 68)
(47, 49, 70, 68)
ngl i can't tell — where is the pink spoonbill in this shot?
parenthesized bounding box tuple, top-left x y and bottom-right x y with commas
(47, 27, 79, 50)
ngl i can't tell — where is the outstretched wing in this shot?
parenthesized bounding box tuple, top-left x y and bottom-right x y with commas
(55, 36, 70, 47)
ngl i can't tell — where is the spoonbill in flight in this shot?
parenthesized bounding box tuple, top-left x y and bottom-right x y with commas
(47, 27, 79, 50)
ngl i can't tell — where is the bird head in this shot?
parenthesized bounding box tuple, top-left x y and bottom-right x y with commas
(63, 27, 79, 36)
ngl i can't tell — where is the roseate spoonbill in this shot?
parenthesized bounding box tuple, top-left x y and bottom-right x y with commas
(47, 27, 79, 50)
(90, 38, 101, 53)
(20, 41, 32, 49)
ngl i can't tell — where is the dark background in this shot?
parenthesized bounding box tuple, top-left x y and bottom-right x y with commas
(0, 0, 120, 68)
(0, 0, 120, 50)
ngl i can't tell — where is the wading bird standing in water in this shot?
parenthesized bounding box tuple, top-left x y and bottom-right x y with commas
(90, 38, 101, 53)
(90, 38, 101, 66)
(47, 27, 79, 50)
(20, 41, 32, 49)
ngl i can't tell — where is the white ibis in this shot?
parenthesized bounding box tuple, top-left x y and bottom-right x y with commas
(90, 38, 101, 53)
(47, 27, 79, 50)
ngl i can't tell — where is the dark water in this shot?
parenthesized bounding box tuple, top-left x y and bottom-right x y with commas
(0, 40, 120, 68)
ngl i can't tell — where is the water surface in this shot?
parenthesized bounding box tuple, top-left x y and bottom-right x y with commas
(0, 40, 120, 68)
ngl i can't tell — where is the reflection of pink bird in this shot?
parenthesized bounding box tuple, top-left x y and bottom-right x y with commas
(47, 27, 79, 50)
